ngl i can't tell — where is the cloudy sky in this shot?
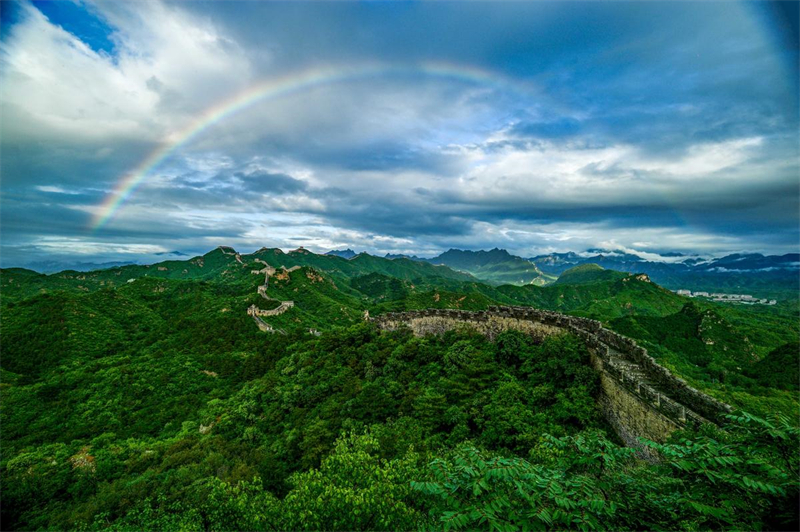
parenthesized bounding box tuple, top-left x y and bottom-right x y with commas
(1, 1, 798, 267)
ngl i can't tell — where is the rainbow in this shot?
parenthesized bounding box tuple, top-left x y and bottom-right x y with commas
(91, 62, 529, 230)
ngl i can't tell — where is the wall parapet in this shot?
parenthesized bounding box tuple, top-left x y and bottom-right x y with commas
(247, 263, 296, 330)
(248, 302, 294, 317)
(369, 305, 731, 430)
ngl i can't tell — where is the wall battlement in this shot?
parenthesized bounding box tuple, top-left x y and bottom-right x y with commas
(370, 306, 732, 453)
(247, 263, 296, 330)
(248, 301, 295, 317)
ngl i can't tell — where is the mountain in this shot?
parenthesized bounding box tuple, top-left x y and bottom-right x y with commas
(531, 250, 800, 298)
(18, 260, 138, 274)
(3, 245, 797, 408)
(9, 251, 190, 274)
(531, 250, 675, 276)
(528, 251, 584, 273)
(154, 251, 190, 257)
(424, 248, 552, 286)
(553, 264, 626, 285)
(0, 247, 478, 303)
(697, 253, 800, 272)
(325, 249, 357, 259)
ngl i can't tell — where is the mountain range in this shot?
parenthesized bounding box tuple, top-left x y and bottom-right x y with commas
(321, 247, 798, 296)
(529, 250, 799, 297)
(3, 245, 796, 387)
(11, 245, 798, 298)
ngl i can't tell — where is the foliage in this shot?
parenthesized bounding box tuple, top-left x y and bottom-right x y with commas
(748, 342, 800, 391)
(611, 303, 800, 417)
(1, 247, 798, 531)
(414, 415, 800, 532)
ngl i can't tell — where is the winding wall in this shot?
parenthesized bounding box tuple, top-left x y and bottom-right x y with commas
(246, 262, 298, 333)
(370, 306, 732, 454)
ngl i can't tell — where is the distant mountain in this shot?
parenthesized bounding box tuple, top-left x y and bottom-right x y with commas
(384, 253, 422, 260)
(697, 253, 800, 272)
(530, 250, 799, 297)
(325, 249, 357, 259)
(154, 251, 189, 257)
(528, 252, 586, 274)
(20, 260, 137, 274)
(531, 250, 654, 275)
(424, 248, 552, 286)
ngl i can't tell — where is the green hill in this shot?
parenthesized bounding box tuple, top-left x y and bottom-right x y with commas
(426, 248, 552, 286)
(1, 246, 798, 531)
(609, 302, 797, 417)
(554, 263, 627, 285)
(747, 342, 800, 391)
(497, 272, 685, 320)
(0, 246, 476, 304)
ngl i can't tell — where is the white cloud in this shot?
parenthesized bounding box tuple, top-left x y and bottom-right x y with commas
(633, 137, 764, 177)
(435, 134, 779, 209)
(1, 1, 252, 143)
(35, 185, 79, 194)
(31, 236, 171, 256)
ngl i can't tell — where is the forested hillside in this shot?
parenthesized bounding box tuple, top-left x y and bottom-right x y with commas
(422, 248, 554, 286)
(1, 247, 798, 531)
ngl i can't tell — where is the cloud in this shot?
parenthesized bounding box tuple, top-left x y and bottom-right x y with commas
(0, 1, 797, 266)
(236, 170, 309, 195)
(0, 1, 252, 144)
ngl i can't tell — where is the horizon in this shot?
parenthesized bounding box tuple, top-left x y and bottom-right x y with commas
(5, 242, 799, 274)
(1, 1, 798, 266)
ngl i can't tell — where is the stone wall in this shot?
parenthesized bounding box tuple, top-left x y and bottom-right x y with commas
(247, 263, 296, 331)
(247, 301, 294, 317)
(370, 305, 732, 451)
(591, 355, 679, 460)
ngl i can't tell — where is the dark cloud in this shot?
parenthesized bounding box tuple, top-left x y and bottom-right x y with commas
(235, 170, 308, 195)
(0, 0, 797, 264)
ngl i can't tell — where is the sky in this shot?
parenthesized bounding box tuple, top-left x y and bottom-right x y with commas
(1, 0, 798, 267)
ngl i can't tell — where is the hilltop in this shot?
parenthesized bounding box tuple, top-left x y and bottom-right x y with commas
(422, 248, 553, 286)
(325, 249, 357, 259)
(553, 263, 627, 285)
(8, 246, 798, 299)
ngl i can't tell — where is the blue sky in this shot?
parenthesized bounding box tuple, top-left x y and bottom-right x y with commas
(1, 0, 797, 267)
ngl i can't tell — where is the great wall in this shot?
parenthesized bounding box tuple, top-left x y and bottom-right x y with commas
(246, 259, 297, 333)
(368, 306, 733, 457)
